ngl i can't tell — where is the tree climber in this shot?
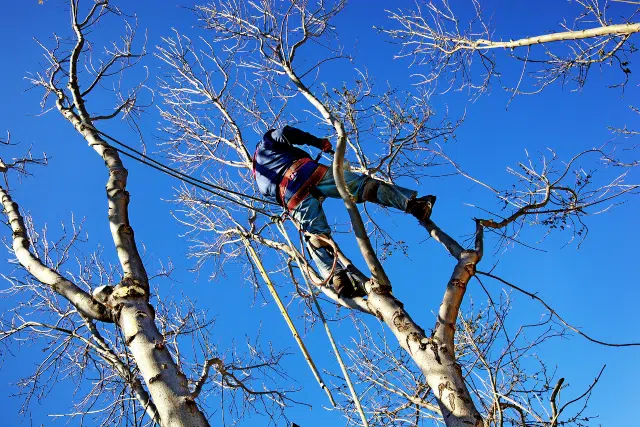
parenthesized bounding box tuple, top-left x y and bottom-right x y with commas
(253, 125, 436, 298)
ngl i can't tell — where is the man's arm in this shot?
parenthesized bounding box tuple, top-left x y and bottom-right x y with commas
(272, 125, 331, 151)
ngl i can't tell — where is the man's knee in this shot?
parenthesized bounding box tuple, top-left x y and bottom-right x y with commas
(360, 179, 380, 203)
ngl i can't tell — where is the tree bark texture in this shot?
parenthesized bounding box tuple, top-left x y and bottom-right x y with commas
(365, 277, 482, 426)
(469, 23, 640, 51)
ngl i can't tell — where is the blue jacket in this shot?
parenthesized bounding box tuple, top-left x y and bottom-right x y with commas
(253, 126, 327, 208)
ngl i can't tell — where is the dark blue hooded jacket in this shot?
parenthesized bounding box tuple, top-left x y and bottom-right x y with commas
(253, 126, 327, 208)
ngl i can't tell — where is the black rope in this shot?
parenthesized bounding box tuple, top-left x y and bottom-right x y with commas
(96, 129, 280, 207)
(93, 130, 282, 216)
(112, 147, 275, 216)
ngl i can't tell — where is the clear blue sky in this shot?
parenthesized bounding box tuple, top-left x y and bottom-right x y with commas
(1, 1, 639, 426)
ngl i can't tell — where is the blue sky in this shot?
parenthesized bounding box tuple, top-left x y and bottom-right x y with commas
(1, 1, 639, 426)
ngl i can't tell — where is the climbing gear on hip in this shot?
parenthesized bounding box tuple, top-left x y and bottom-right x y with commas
(278, 158, 328, 211)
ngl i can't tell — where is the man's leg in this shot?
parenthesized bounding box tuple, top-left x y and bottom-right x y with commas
(290, 195, 336, 279)
(290, 195, 364, 298)
(360, 178, 436, 221)
(315, 165, 435, 220)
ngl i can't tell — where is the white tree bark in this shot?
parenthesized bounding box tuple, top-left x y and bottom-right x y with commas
(360, 221, 484, 426)
(11, 2, 214, 421)
(450, 23, 640, 53)
(58, 110, 211, 426)
(0, 188, 110, 321)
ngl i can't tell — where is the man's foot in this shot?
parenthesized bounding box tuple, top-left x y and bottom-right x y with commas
(332, 270, 366, 299)
(406, 195, 436, 222)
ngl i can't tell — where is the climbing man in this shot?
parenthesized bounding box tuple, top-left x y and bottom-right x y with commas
(253, 125, 436, 298)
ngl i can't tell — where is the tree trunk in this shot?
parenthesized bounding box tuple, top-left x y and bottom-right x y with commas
(114, 293, 211, 427)
(366, 281, 483, 426)
(58, 111, 211, 427)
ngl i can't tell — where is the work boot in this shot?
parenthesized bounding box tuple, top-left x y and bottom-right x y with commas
(332, 270, 366, 299)
(406, 195, 436, 222)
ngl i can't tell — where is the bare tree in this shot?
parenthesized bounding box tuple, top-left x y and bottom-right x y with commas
(4, 1, 638, 426)
(155, 1, 640, 426)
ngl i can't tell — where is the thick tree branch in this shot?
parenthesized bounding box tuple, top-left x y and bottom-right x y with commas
(0, 185, 111, 321)
(64, 4, 149, 289)
(428, 220, 483, 351)
(81, 315, 161, 423)
(433, 23, 640, 54)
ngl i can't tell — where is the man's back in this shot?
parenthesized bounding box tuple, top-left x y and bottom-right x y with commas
(253, 126, 326, 203)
